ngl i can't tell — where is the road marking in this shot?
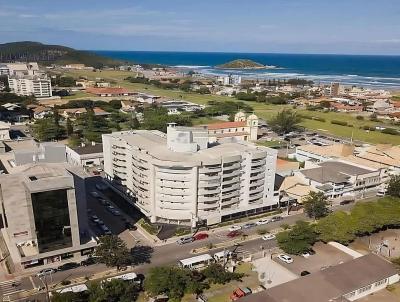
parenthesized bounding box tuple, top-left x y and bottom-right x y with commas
(29, 276, 37, 289)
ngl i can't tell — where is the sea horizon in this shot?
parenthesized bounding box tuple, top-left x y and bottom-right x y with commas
(94, 50, 400, 89)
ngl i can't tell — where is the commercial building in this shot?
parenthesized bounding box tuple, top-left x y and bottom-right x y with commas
(330, 82, 340, 97)
(66, 143, 104, 168)
(0, 62, 41, 77)
(0, 163, 96, 271)
(294, 143, 355, 163)
(102, 124, 277, 226)
(8, 76, 52, 98)
(296, 161, 383, 199)
(240, 254, 399, 302)
(206, 112, 259, 143)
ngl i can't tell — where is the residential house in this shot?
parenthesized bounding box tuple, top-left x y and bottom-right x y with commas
(59, 108, 87, 120)
(66, 142, 103, 168)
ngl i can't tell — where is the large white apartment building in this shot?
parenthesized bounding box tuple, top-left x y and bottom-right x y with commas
(102, 124, 278, 226)
(8, 76, 52, 98)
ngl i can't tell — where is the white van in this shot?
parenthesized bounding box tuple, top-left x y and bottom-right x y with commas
(213, 250, 232, 262)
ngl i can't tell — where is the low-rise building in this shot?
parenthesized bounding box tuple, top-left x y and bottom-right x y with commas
(66, 143, 103, 168)
(296, 161, 382, 199)
(86, 87, 136, 97)
(102, 124, 277, 226)
(294, 143, 355, 162)
(0, 121, 10, 141)
(206, 112, 259, 143)
(240, 254, 399, 302)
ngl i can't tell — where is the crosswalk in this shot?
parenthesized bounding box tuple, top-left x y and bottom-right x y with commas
(0, 279, 25, 298)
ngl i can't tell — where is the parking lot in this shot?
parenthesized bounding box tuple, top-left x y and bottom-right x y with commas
(272, 242, 354, 276)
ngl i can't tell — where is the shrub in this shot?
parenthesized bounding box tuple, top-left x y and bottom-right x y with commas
(280, 223, 290, 230)
(313, 117, 326, 122)
(356, 115, 364, 120)
(257, 229, 268, 235)
(331, 120, 348, 126)
(382, 128, 399, 135)
(175, 228, 191, 237)
(139, 219, 159, 235)
(61, 280, 71, 286)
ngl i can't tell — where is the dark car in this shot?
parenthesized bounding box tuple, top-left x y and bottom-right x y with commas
(80, 257, 96, 266)
(271, 216, 283, 222)
(193, 233, 209, 240)
(301, 270, 310, 276)
(57, 262, 80, 271)
(242, 223, 257, 229)
(227, 230, 243, 238)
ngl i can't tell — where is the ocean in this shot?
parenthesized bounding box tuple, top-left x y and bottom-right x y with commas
(94, 51, 400, 89)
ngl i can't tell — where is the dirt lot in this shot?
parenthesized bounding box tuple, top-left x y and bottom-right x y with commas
(273, 242, 354, 275)
(357, 283, 400, 302)
(351, 229, 400, 259)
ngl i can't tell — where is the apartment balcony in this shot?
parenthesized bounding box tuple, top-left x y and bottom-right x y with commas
(222, 169, 241, 179)
(223, 162, 241, 171)
(249, 192, 263, 201)
(156, 180, 191, 189)
(249, 185, 264, 195)
(198, 187, 221, 195)
(157, 172, 193, 182)
(199, 166, 222, 174)
(222, 183, 240, 193)
(220, 197, 240, 207)
(251, 159, 266, 167)
(198, 194, 220, 203)
(221, 190, 240, 200)
(249, 179, 265, 187)
(156, 187, 192, 195)
(199, 174, 221, 181)
(250, 166, 266, 174)
(158, 194, 193, 203)
(198, 202, 219, 211)
(222, 177, 240, 187)
(250, 172, 265, 181)
(198, 179, 221, 188)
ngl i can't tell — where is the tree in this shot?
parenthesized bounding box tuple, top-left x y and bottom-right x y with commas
(88, 279, 140, 302)
(202, 264, 243, 284)
(315, 211, 356, 245)
(269, 109, 302, 135)
(302, 191, 330, 220)
(33, 117, 62, 141)
(51, 291, 89, 302)
(93, 235, 131, 269)
(144, 266, 207, 302)
(66, 118, 74, 137)
(387, 175, 400, 197)
(276, 220, 317, 255)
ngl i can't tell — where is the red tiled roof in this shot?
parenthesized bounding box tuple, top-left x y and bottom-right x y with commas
(389, 112, 400, 118)
(331, 103, 363, 111)
(207, 121, 246, 130)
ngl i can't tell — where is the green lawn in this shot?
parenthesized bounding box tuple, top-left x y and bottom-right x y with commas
(61, 91, 93, 100)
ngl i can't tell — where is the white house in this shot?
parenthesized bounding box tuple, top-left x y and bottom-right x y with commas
(66, 143, 103, 168)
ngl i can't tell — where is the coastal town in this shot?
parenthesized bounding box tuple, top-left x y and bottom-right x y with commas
(0, 49, 399, 302)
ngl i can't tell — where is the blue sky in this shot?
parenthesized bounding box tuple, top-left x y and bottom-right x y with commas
(1, 0, 400, 54)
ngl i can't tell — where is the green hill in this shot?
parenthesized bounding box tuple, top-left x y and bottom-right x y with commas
(0, 41, 121, 68)
(216, 59, 266, 69)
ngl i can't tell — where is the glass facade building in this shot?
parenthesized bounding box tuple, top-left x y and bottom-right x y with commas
(31, 189, 72, 253)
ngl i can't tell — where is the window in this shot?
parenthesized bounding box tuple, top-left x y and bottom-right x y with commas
(31, 189, 72, 253)
(374, 279, 387, 287)
(357, 285, 372, 294)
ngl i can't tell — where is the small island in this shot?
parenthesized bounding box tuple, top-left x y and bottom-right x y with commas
(216, 59, 277, 69)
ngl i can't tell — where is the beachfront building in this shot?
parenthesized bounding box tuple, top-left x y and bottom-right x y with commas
(102, 124, 278, 226)
(206, 111, 259, 143)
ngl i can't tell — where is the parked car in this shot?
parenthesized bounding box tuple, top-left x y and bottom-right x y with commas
(176, 236, 194, 245)
(256, 218, 270, 225)
(100, 225, 112, 235)
(242, 223, 257, 229)
(230, 287, 251, 301)
(271, 216, 283, 222)
(376, 189, 387, 197)
(277, 254, 293, 264)
(106, 205, 115, 212)
(228, 225, 242, 232)
(301, 270, 311, 276)
(80, 257, 96, 266)
(96, 219, 105, 226)
(98, 198, 108, 206)
(262, 234, 276, 241)
(227, 230, 242, 238)
(36, 268, 56, 277)
(57, 262, 80, 271)
(90, 191, 100, 198)
(193, 233, 209, 241)
(111, 209, 121, 216)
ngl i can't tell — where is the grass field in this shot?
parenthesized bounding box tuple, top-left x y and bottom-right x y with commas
(60, 69, 400, 145)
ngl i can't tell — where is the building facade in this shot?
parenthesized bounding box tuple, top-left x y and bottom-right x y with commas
(0, 164, 95, 271)
(102, 125, 277, 226)
(8, 76, 52, 98)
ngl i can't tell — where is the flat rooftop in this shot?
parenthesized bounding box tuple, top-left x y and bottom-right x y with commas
(106, 130, 270, 163)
